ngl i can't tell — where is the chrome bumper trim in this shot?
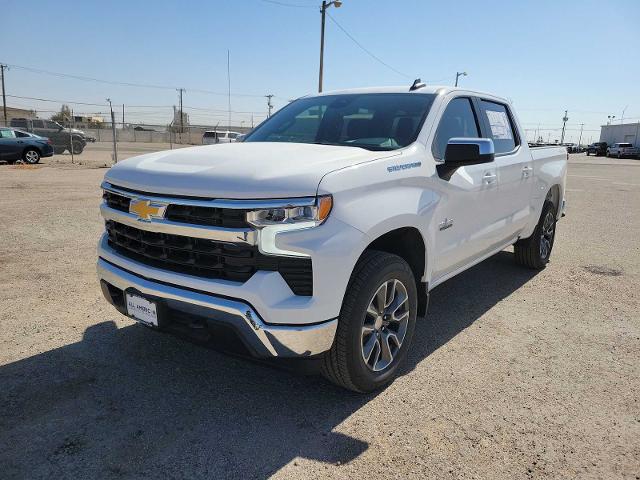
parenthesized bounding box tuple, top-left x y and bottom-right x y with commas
(97, 258, 337, 357)
(102, 182, 316, 210)
(100, 204, 258, 245)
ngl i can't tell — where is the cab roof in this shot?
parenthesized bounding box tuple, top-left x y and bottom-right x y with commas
(313, 85, 511, 105)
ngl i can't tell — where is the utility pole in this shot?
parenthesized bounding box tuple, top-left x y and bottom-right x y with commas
(227, 50, 231, 130)
(560, 110, 568, 144)
(621, 105, 628, 124)
(0, 64, 7, 126)
(318, 0, 343, 92)
(177, 88, 185, 134)
(122, 104, 125, 127)
(265, 94, 274, 117)
(106, 98, 118, 163)
(577, 123, 584, 149)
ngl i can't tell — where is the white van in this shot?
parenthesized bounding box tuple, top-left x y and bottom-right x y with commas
(202, 130, 242, 145)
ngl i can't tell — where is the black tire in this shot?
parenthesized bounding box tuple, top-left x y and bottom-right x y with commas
(71, 141, 84, 154)
(23, 149, 41, 164)
(321, 250, 418, 392)
(514, 201, 557, 269)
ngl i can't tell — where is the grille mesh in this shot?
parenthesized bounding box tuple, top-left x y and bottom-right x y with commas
(105, 220, 312, 295)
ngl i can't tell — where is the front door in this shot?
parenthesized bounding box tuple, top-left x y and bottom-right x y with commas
(429, 96, 502, 281)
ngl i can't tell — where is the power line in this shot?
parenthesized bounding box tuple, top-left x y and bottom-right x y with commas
(5, 94, 268, 114)
(325, 13, 411, 80)
(1, 62, 274, 98)
(257, 0, 315, 8)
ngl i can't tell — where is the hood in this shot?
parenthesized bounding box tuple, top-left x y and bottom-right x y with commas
(104, 142, 398, 198)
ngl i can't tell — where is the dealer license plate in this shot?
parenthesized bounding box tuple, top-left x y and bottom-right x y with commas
(126, 294, 158, 327)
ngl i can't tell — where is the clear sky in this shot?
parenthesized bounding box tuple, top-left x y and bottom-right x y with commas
(2, 0, 639, 143)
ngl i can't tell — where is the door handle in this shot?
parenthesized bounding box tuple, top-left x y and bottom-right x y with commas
(522, 166, 533, 178)
(483, 172, 497, 185)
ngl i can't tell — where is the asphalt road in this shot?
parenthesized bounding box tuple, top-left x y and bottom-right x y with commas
(0, 153, 638, 479)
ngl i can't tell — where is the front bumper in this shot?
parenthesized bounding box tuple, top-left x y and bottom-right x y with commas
(97, 258, 337, 358)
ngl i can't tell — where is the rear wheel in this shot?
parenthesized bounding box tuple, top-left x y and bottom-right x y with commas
(321, 251, 417, 392)
(71, 140, 84, 154)
(23, 149, 40, 164)
(514, 201, 557, 269)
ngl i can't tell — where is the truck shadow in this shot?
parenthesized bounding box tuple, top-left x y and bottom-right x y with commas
(0, 251, 537, 479)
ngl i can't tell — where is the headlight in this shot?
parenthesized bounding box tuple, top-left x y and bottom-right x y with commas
(246, 195, 332, 227)
(246, 195, 332, 257)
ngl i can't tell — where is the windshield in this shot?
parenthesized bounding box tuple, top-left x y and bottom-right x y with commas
(244, 93, 436, 151)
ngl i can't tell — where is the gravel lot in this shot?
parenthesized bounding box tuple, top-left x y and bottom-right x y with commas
(0, 148, 638, 479)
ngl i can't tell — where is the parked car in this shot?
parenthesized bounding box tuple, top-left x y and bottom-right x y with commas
(10, 118, 87, 154)
(606, 142, 639, 158)
(98, 84, 567, 392)
(586, 142, 607, 156)
(0, 127, 54, 164)
(202, 130, 242, 145)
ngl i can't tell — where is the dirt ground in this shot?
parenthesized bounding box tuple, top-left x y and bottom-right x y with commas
(0, 148, 638, 479)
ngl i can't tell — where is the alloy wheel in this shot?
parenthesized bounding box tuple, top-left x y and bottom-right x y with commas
(361, 279, 410, 372)
(24, 151, 39, 164)
(539, 210, 555, 260)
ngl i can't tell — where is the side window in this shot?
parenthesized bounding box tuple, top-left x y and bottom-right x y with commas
(0, 129, 16, 138)
(15, 130, 30, 138)
(432, 97, 480, 159)
(480, 100, 518, 154)
(32, 120, 45, 128)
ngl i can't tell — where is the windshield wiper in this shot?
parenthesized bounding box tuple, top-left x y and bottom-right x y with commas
(311, 141, 394, 151)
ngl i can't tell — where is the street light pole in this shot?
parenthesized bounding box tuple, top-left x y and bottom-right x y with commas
(455, 71, 467, 87)
(318, 0, 342, 93)
(560, 110, 569, 144)
(106, 98, 118, 163)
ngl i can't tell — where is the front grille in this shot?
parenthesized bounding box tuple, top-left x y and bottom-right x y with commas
(105, 220, 312, 295)
(103, 189, 250, 229)
(165, 204, 248, 228)
(103, 191, 130, 213)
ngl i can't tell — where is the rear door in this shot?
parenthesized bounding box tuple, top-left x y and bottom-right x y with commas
(430, 96, 502, 280)
(0, 128, 20, 160)
(477, 99, 533, 240)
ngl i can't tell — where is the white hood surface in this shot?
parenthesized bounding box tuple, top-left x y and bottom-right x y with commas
(104, 142, 396, 198)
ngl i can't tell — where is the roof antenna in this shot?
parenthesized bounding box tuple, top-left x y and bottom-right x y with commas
(410, 78, 426, 91)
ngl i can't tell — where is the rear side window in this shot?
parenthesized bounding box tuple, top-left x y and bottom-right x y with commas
(32, 120, 45, 128)
(11, 119, 28, 129)
(203, 132, 218, 138)
(480, 100, 518, 154)
(432, 97, 480, 159)
(0, 129, 16, 138)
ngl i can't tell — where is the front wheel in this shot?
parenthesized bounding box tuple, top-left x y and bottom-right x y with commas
(321, 251, 417, 392)
(23, 149, 41, 164)
(514, 201, 557, 269)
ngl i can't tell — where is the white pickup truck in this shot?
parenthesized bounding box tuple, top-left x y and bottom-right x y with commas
(97, 84, 567, 392)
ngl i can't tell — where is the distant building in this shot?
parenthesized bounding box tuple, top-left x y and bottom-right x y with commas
(70, 114, 105, 129)
(2, 106, 37, 125)
(600, 122, 640, 147)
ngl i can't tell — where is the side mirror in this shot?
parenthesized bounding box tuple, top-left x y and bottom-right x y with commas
(438, 138, 494, 180)
(444, 138, 495, 166)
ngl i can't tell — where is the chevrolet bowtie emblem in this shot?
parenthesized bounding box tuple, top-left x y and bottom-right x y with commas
(129, 199, 167, 221)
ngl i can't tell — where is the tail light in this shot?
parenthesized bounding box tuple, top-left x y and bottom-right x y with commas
(47, 138, 52, 145)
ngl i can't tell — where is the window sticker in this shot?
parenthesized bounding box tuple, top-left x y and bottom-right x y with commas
(485, 110, 513, 140)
